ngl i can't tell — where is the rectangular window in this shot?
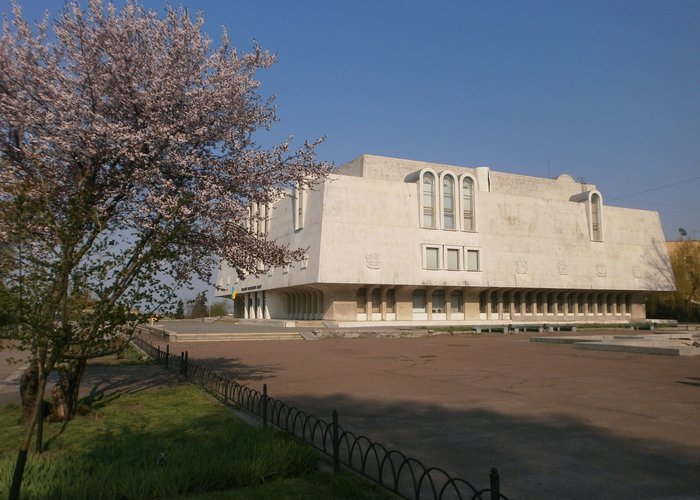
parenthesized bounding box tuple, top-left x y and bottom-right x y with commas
(450, 291, 463, 312)
(503, 292, 510, 313)
(432, 290, 445, 313)
(425, 246, 440, 270)
(466, 249, 480, 271)
(412, 289, 426, 312)
(446, 248, 460, 270)
(513, 291, 521, 314)
(490, 291, 498, 314)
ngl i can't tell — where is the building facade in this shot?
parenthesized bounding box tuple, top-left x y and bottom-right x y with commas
(216, 155, 675, 325)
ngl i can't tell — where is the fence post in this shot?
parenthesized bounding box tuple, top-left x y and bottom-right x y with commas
(165, 344, 170, 369)
(490, 467, 500, 500)
(184, 351, 189, 377)
(332, 410, 340, 474)
(262, 384, 268, 428)
(179, 352, 184, 375)
(224, 379, 229, 403)
(35, 400, 43, 454)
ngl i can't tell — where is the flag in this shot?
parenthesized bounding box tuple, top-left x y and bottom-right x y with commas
(231, 287, 237, 300)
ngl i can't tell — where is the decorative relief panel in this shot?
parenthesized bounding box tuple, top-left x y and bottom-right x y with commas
(515, 260, 528, 275)
(558, 263, 568, 275)
(365, 253, 381, 269)
(632, 266, 642, 278)
(596, 264, 607, 277)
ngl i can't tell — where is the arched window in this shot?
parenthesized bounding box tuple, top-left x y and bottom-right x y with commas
(422, 172, 436, 228)
(591, 193, 602, 241)
(443, 176, 455, 229)
(462, 177, 474, 231)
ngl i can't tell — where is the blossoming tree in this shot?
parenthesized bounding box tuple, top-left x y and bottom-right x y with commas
(0, 1, 329, 496)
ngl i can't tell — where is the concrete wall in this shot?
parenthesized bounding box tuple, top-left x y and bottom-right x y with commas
(217, 154, 674, 322)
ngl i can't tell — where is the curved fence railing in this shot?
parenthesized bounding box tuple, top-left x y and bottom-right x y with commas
(132, 333, 509, 500)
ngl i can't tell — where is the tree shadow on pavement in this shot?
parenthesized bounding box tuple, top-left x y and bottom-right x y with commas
(173, 356, 281, 382)
(275, 392, 700, 500)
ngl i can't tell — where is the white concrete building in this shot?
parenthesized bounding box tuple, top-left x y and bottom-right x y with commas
(216, 154, 675, 326)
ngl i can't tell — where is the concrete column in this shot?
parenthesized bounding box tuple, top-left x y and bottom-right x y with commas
(593, 294, 599, 316)
(365, 286, 373, 321)
(426, 288, 433, 321)
(444, 288, 453, 319)
(380, 287, 387, 320)
(509, 292, 515, 318)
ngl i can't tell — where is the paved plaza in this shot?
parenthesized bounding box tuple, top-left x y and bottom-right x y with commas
(149, 329, 700, 499)
(3, 328, 700, 498)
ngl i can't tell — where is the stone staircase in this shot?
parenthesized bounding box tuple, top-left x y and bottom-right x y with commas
(168, 332, 303, 343)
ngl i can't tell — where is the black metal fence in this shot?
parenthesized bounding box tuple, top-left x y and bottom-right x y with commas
(132, 334, 508, 500)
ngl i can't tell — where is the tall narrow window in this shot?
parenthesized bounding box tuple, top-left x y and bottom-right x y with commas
(591, 193, 602, 241)
(443, 176, 455, 229)
(462, 177, 474, 231)
(422, 172, 436, 228)
(479, 291, 487, 313)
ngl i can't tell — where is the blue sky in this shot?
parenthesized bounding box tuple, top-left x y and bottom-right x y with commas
(6, 1, 700, 300)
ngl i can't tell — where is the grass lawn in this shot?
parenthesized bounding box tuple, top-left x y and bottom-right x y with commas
(0, 385, 390, 499)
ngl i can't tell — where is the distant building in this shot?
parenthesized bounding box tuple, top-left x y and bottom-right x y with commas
(216, 154, 675, 325)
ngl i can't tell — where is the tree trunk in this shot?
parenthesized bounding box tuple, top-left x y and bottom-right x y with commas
(19, 360, 39, 426)
(9, 361, 48, 500)
(51, 358, 87, 421)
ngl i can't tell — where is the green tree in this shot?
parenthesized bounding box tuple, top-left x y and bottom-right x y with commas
(174, 299, 185, 319)
(210, 300, 231, 317)
(189, 292, 209, 319)
(647, 241, 700, 322)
